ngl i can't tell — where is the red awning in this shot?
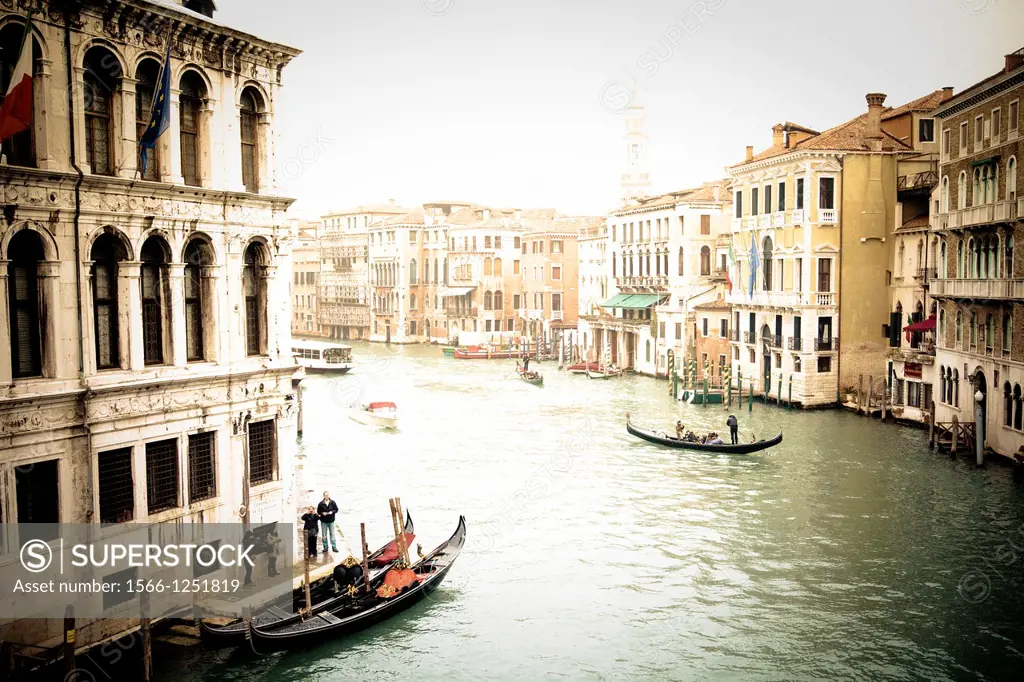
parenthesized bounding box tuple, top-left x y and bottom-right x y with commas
(368, 401, 397, 410)
(903, 316, 936, 333)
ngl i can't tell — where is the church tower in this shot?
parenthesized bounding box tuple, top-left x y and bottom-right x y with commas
(620, 94, 651, 205)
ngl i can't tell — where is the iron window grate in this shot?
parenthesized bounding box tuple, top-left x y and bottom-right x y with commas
(188, 431, 217, 503)
(98, 448, 134, 524)
(146, 439, 179, 514)
(248, 420, 275, 486)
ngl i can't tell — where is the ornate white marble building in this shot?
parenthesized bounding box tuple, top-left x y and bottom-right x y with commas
(0, 0, 300, 650)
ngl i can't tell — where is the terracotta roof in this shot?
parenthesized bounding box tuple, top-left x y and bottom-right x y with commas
(882, 89, 952, 120)
(898, 214, 931, 230)
(678, 179, 731, 203)
(782, 122, 820, 135)
(379, 209, 426, 226)
(326, 203, 413, 217)
(694, 296, 730, 311)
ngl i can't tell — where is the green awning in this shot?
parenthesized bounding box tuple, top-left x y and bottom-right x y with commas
(599, 294, 633, 308)
(971, 155, 1000, 167)
(600, 293, 664, 309)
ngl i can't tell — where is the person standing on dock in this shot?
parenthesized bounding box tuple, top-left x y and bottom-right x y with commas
(318, 491, 340, 554)
(301, 506, 320, 558)
(266, 527, 281, 577)
(727, 415, 739, 445)
(242, 529, 255, 587)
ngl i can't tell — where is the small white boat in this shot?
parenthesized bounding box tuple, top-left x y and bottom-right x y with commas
(349, 401, 399, 429)
(292, 340, 353, 374)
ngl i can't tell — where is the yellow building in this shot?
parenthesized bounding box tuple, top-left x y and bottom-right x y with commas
(727, 92, 946, 406)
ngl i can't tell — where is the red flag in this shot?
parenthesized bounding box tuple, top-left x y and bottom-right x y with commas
(0, 19, 33, 142)
(725, 268, 733, 295)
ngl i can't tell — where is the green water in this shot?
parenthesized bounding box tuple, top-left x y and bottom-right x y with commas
(161, 342, 1024, 681)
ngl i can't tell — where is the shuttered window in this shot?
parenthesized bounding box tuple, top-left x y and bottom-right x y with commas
(8, 233, 42, 378)
(240, 91, 259, 192)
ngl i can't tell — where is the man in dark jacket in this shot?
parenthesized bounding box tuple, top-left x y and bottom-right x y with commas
(318, 491, 340, 554)
(726, 414, 739, 444)
(301, 506, 319, 558)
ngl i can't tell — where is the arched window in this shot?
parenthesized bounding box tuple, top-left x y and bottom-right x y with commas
(1004, 313, 1013, 356)
(678, 247, 684, 276)
(940, 176, 949, 213)
(985, 313, 994, 351)
(955, 310, 962, 348)
(91, 234, 128, 369)
(494, 258, 503, 277)
(0, 24, 40, 167)
(434, 258, 439, 283)
(494, 290, 503, 311)
(483, 258, 492, 276)
(7, 230, 43, 377)
(140, 236, 171, 365)
(953, 369, 959, 406)
(483, 290, 493, 310)
(1009, 157, 1018, 201)
(240, 88, 261, 192)
(1015, 384, 1024, 431)
(1005, 382, 1014, 426)
(940, 365, 946, 404)
(940, 241, 947, 277)
(761, 237, 773, 289)
(700, 246, 711, 277)
(958, 172, 967, 210)
(83, 47, 122, 176)
(135, 58, 161, 181)
(243, 242, 268, 356)
(969, 312, 977, 347)
(409, 259, 417, 284)
(410, 293, 417, 310)
(938, 309, 946, 343)
(179, 71, 207, 187)
(973, 168, 982, 206)
(957, 239, 964, 278)
(183, 238, 214, 362)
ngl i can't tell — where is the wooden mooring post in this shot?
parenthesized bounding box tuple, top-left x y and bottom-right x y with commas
(857, 375, 864, 414)
(866, 376, 874, 416)
(141, 591, 152, 682)
(950, 414, 959, 459)
(63, 605, 76, 679)
(928, 408, 936, 449)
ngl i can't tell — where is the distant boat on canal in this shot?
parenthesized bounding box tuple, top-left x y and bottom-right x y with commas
(625, 416, 783, 454)
(565, 361, 601, 375)
(292, 340, 354, 374)
(350, 401, 399, 430)
(453, 344, 535, 360)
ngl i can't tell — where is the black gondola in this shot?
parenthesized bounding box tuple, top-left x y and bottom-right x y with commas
(248, 515, 466, 653)
(626, 419, 782, 454)
(198, 512, 414, 648)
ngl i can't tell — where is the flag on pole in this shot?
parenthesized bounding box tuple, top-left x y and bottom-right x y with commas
(748, 235, 759, 299)
(0, 14, 34, 144)
(138, 39, 173, 177)
(905, 314, 913, 343)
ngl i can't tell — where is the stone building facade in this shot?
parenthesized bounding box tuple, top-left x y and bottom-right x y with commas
(931, 49, 1024, 459)
(0, 0, 300, 650)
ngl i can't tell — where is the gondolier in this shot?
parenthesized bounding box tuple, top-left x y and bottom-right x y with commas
(727, 414, 739, 444)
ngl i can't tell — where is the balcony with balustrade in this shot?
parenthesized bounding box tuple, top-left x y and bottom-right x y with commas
(787, 337, 802, 351)
(743, 331, 757, 345)
(931, 277, 1024, 300)
(729, 329, 740, 342)
(766, 334, 783, 349)
(935, 198, 1020, 231)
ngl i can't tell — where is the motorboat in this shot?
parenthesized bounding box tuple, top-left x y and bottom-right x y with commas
(350, 401, 399, 429)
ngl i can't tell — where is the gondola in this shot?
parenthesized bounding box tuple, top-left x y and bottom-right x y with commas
(517, 370, 544, 387)
(198, 512, 414, 648)
(626, 418, 782, 454)
(248, 515, 466, 653)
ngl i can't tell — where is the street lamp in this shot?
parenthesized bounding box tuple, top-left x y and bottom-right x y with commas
(974, 389, 985, 467)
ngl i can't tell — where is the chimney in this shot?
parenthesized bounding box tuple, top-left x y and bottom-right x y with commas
(1005, 49, 1024, 73)
(772, 124, 784, 148)
(941, 86, 954, 102)
(745, 145, 754, 162)
(713, 184, 721, 202)
(865, 93, 887, 151)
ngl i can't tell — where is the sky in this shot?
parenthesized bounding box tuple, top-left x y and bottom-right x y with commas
(216, 0, 1024, 220)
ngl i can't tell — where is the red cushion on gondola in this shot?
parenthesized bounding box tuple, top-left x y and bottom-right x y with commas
(370, 533, 415, 566)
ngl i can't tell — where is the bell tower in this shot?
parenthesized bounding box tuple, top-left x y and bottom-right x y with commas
(620, 94, 651, 205)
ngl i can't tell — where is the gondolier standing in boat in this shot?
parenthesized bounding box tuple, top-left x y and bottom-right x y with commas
(318, 491, 340, 554)
(727, 414, 739, 445)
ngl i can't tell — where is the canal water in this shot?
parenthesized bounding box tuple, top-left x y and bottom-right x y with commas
(165, 342, 1024, 681)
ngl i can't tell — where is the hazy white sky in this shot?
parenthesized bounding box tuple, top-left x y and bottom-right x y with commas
(216, 0, 1023, 219)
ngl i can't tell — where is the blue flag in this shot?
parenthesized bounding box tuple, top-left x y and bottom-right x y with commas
(748, 235, 760, 298)
(139, 41, 172, 177)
